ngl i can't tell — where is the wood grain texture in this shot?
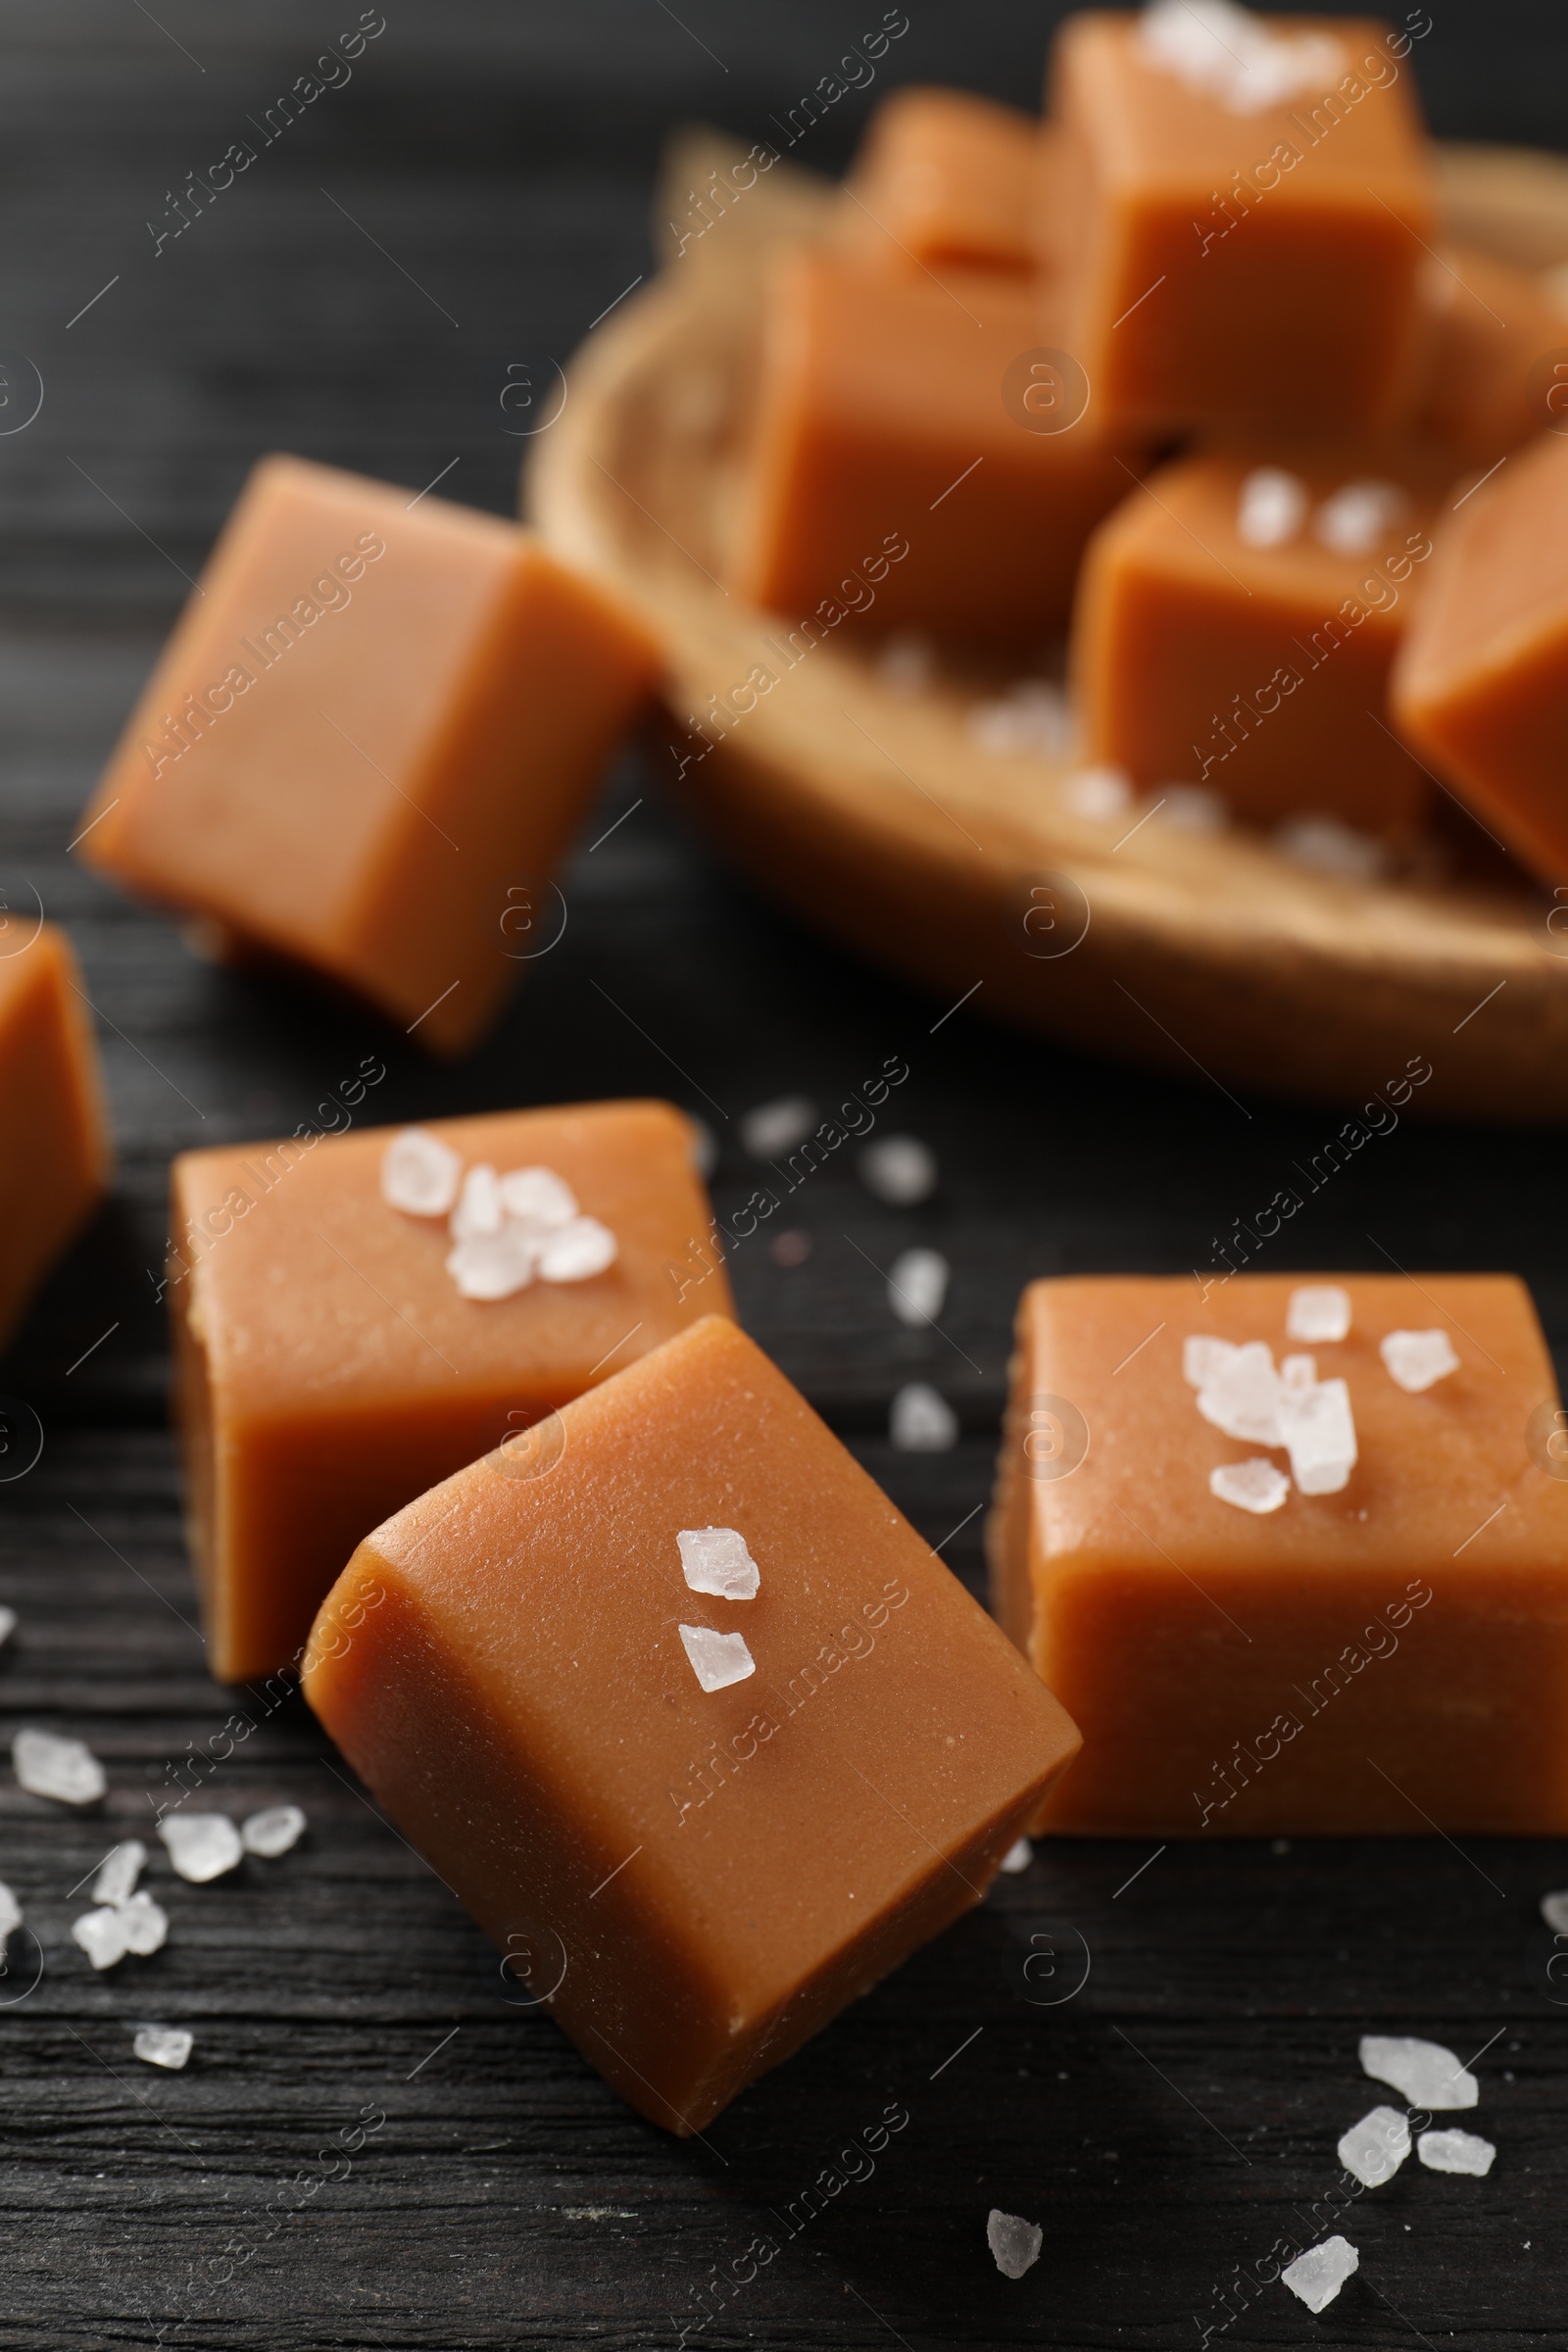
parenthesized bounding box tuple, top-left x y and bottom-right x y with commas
(0, 6, 1566, 2346)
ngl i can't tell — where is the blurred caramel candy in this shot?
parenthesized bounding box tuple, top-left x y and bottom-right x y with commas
(1412, 246, 1568, 463)
(0, 924, 110, 1352)
(842, 85, 1042, 275)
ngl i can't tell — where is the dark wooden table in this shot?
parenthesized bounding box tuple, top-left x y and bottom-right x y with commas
(2, 5, 1567, 2345)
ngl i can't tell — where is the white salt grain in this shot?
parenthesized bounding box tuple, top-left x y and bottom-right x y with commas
(497, 1166, 576, 1228)
(687, 1117, 718, 1180)
(678, 1527, 760, 1602)
(159, 1813, 243, 1885)
(1360, 2033, 1479, 2110)
(1281, 1353, 1317, 1392)
(987, 2208, 1042, 2279)
(74, 1906, 129, 1971)
(241, 1804, 307, 1859)
(678, 1624, 756, 1693)
(1338, 2104, 1411, 2186)
(1540, 1888, 1568, 1935)
(1314, 478, 1406, 558)
(889, 1247, 950, 1327)
(381, 1126, 462, 1217)
(1000, 1837, 1033, 1875)
(1157, 783, 1227, 834)
(1275, 814, 1389, 882)
(446, 1229, 536, 1302)
(1237, 466, 1308, 550)
(93, 1839, 146, 1907)
(1062, 763, 1133, 822)
(1418, 2127, 1495, 2177)
(1281, 2235, 1358, 2314)
(450, 1162, 505, 1241)
(969, 682, 1074, 760)
(890, 1382, 958, 1452)
(1287, 1284, 1351, 1343)
(0, 1605, 16, 1648)
(1196, 1340, 1283, 1445)
(120, 1892, 169, 1957)
(1139, 0, 1341, 114)
(859, 1135, 937, 1205)
(1380, 1328, 1460, 1393)
(14, 1728, 106, 1805)
(0, 1879, 22, 1938)
(1210, 1458, 1290, 1514)
(739, 1095, 816, 1161)
(134, 2026, 193, 2071)
(1276, 1375, 1357, 1495)
(879, 630, 935, 698)
(536, 1216, 617, 1283)
(1183, 1335, 1236, 1388)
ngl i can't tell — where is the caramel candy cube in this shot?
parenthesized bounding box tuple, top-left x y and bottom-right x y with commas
(990, 1273, 1568, 1837)
(1073, 448, 1446, 830)
(304, 1314, 1080, 2132)
(172, 1100, 729, 1685)
(735, 249, 1141, 642)
(1412, 247, 1568, 463)
(1392, 430, 1568, 879)
(75, 457, 661, 1055)
(842, 86, 1041, 275)
(0, 924, 110, 1351)
(1052, 10, 1436, 434)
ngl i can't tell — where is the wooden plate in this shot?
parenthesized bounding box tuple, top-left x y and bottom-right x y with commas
(530, 132, 1568, 1121)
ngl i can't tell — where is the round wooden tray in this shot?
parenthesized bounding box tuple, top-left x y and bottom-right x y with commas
(531, 133, 1568, 1121)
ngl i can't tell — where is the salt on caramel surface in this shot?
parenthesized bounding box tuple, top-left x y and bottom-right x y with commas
(0, 923, 110, 1352)
(989, 1272, 1568, 1836)
(172, 1100, 730, 1684)
(304, 1315, 1081, 2133)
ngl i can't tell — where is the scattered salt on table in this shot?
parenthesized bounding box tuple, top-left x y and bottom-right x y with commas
(381, 1126, 462, 1217)
(890, 1382, 957, 1452)
(1000, 1837, 1033, 1875)
(678, 1527, 760, 1602)
(0, 1879, 22, 1939)
(1061, 764, 1132, 822)
(1540, 1888, 1568, 1935)
(1380, 1328, 1460, 1393)
(1287, 1284, 1351, 1343)
(1236, 466, 1307, 549)
(1210, 1458, 1290, 1514)
(1155, 784, 1227, 833)
(678, 1625, 756, 1694)
(73, 1906, 129, 1971)
(0, 1605, 16, 1648)
(120, 1892, 169, 1956)
(14, 1728, 106, 1805)
(1338, 2104, 1411, 2186)
(1418, 2127, 1495, 2177)
(94, 1839, 146, 1906)
(241, 1804, 307, 1859)
(159, 1813, 243, 1885)
(1360, 2033, 1479, 2109)
(739, 1096, 816, 1161)
(1281, 2235, 1358, 2313)
(1275, 814, 1389, 882)
(969, 682, 1074, 759)
(134, 2026, 193, 2071)
(687, 1117, 718, 1180)
(1276, 1376, 1357, 1495)
(859, 1136, 937, 1205)
(889, 1247, 949, 1328)
(878, 630, 935, 698)
(987, 2208, 1042, 2279)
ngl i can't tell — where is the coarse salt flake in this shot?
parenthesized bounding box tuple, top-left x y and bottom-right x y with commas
(1338, 2104, 1411, 2187)
(450, 1162, 505, 1242)
(987, 2208, 1042, 2279)
(1157, 783, 1227, 833)
(1276, 1374, 1357, 1495)
(889, 1247, 950, 1327)
(1237, 466, 1307, 549)
(1275, 814, 1389, 882)
(1000, 1837, 1033, 1874)
(1062, 764, 1132, 823)
(1196, 1339, 1283, 1445)
(1418, 2127, 1495, 2177)
(381, 1127, 462, 1217)
(93, 1839, 146, 1907)
(678, 1624, 756, 1693)
(159, 1813, 243, 1885)
(1360, 2033, 1478, 2110)
(678, 1527, 760, 1602)
(0, 1879, 22, 1939)
(1139, 0, 1342, 115)
(1210, 1457, 1291, 1514)
(1281, 1352, 1316, 1392)
(1183, 1335, 1235, 1388)
(1380, 1328, 1459, 1393)
(446, 1228, 536, 1302)
(73, 1905, 129, 1971)
(0, 1605, 16, 1648)
(497, 1166, 577, 1228)
(1540, 1887, 1568, 1935)
(859, 1135, 937, 1205)
(1313, 477, 1406, 558)
(134, 2025, 193, 2071)
(241, 1804, 306, 1859)
(120, 1891, 169, 1957)
(1281, 2235, 1358, 2314)
(891, 1382, 958, 1452)
(1287, 1284, 1351, 1343)
(739, 1096, 816, 1161)
(879, 631, 936, 698)
(14, 1728, 105, 1805)
(536, 1216, 617, 1283)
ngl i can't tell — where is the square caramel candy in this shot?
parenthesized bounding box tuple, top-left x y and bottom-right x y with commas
(1392, 430, 1568, 881)
(172, 1099, 730, 1685)
(840, 86, 1043, 276)
(0, 923, 110, 1350)
(990, 1273, 1568, 1837)
(1051, 9, 1436, 435)
(1073, 446, 1447, 831)
(75, 457, 661, 1055)
(732, 248, 1143, 644)
(1411, 247, 1568, 463)
(303, 1314, 1080, 2133)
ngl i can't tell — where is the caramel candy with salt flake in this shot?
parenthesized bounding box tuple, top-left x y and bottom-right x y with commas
(990, 1272, 1568, 1837)
(0, 923, 110, 1352)
(304, 1314, 1080, 2133)
(1412, 246, 1568, 464)
(74, 457, 661, 1055)
(172, 1100, 729, 1684)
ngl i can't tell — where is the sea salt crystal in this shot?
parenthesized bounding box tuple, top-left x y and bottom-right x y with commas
(1237, 466, 1307, 550)
(878, 630, 935, 698)
(1314, 478, 1407, 558)
(1380, 1328, 1459, 1394)
(1281, 1353, 1316, 1392)
(1281, 2235, 1358, 2314)
(987, 2208, 1042, 2279)
(1000, 1837, 1033, 1874)
(1360, 2034, 1479, 2110)
(1418, 2127, 1495, 2177)
(1287, 1284, 1351, 1343)
(1540, 1888, 1568, 1935)
(688, 1117, 718, 1180)
(381, 1126, 462, 1217)
(1062, 763, 1133, 822)
(1338, 2104, 1411, 2186)
(1275, 814, 1388, 882)
(159, 1813, 243, 1885)
(14, 1728, 106, 1805)
(678, 1624, 756, 1693)
(1139, 0, 1342, 115)
(537, 1216, 617, 1283)
(120, 1892, 169, 1957)
(241, 1804, 307, 1859)
(0, 1879, 23, 1938)
(74, 1905, 130, 1971)
(1183, 1335, 1235, 1388)
(0, 1605, 16, 1648)
(134, 2026, 193, 2071)
(446, 1228, 536, 1301)
(1210, 1458, 1290, 1514)
(1157, 784, 1227, 834)
(889, 1247, 950, 1327)
(740, 1095, 816, 1161)
(1276, 1375, 1357, 1495)
(450, 1162, 505, 1241)
(890, 1382, 958, 1452)
(93, 1839, 146, 1906)
(1196, 1340, 1283, 1445)
(497, 1166, 576, 1228)
(678, 1527, 760, 1602)
(859, 1136, 937, 1205)
(969, 682, 1074, 759)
